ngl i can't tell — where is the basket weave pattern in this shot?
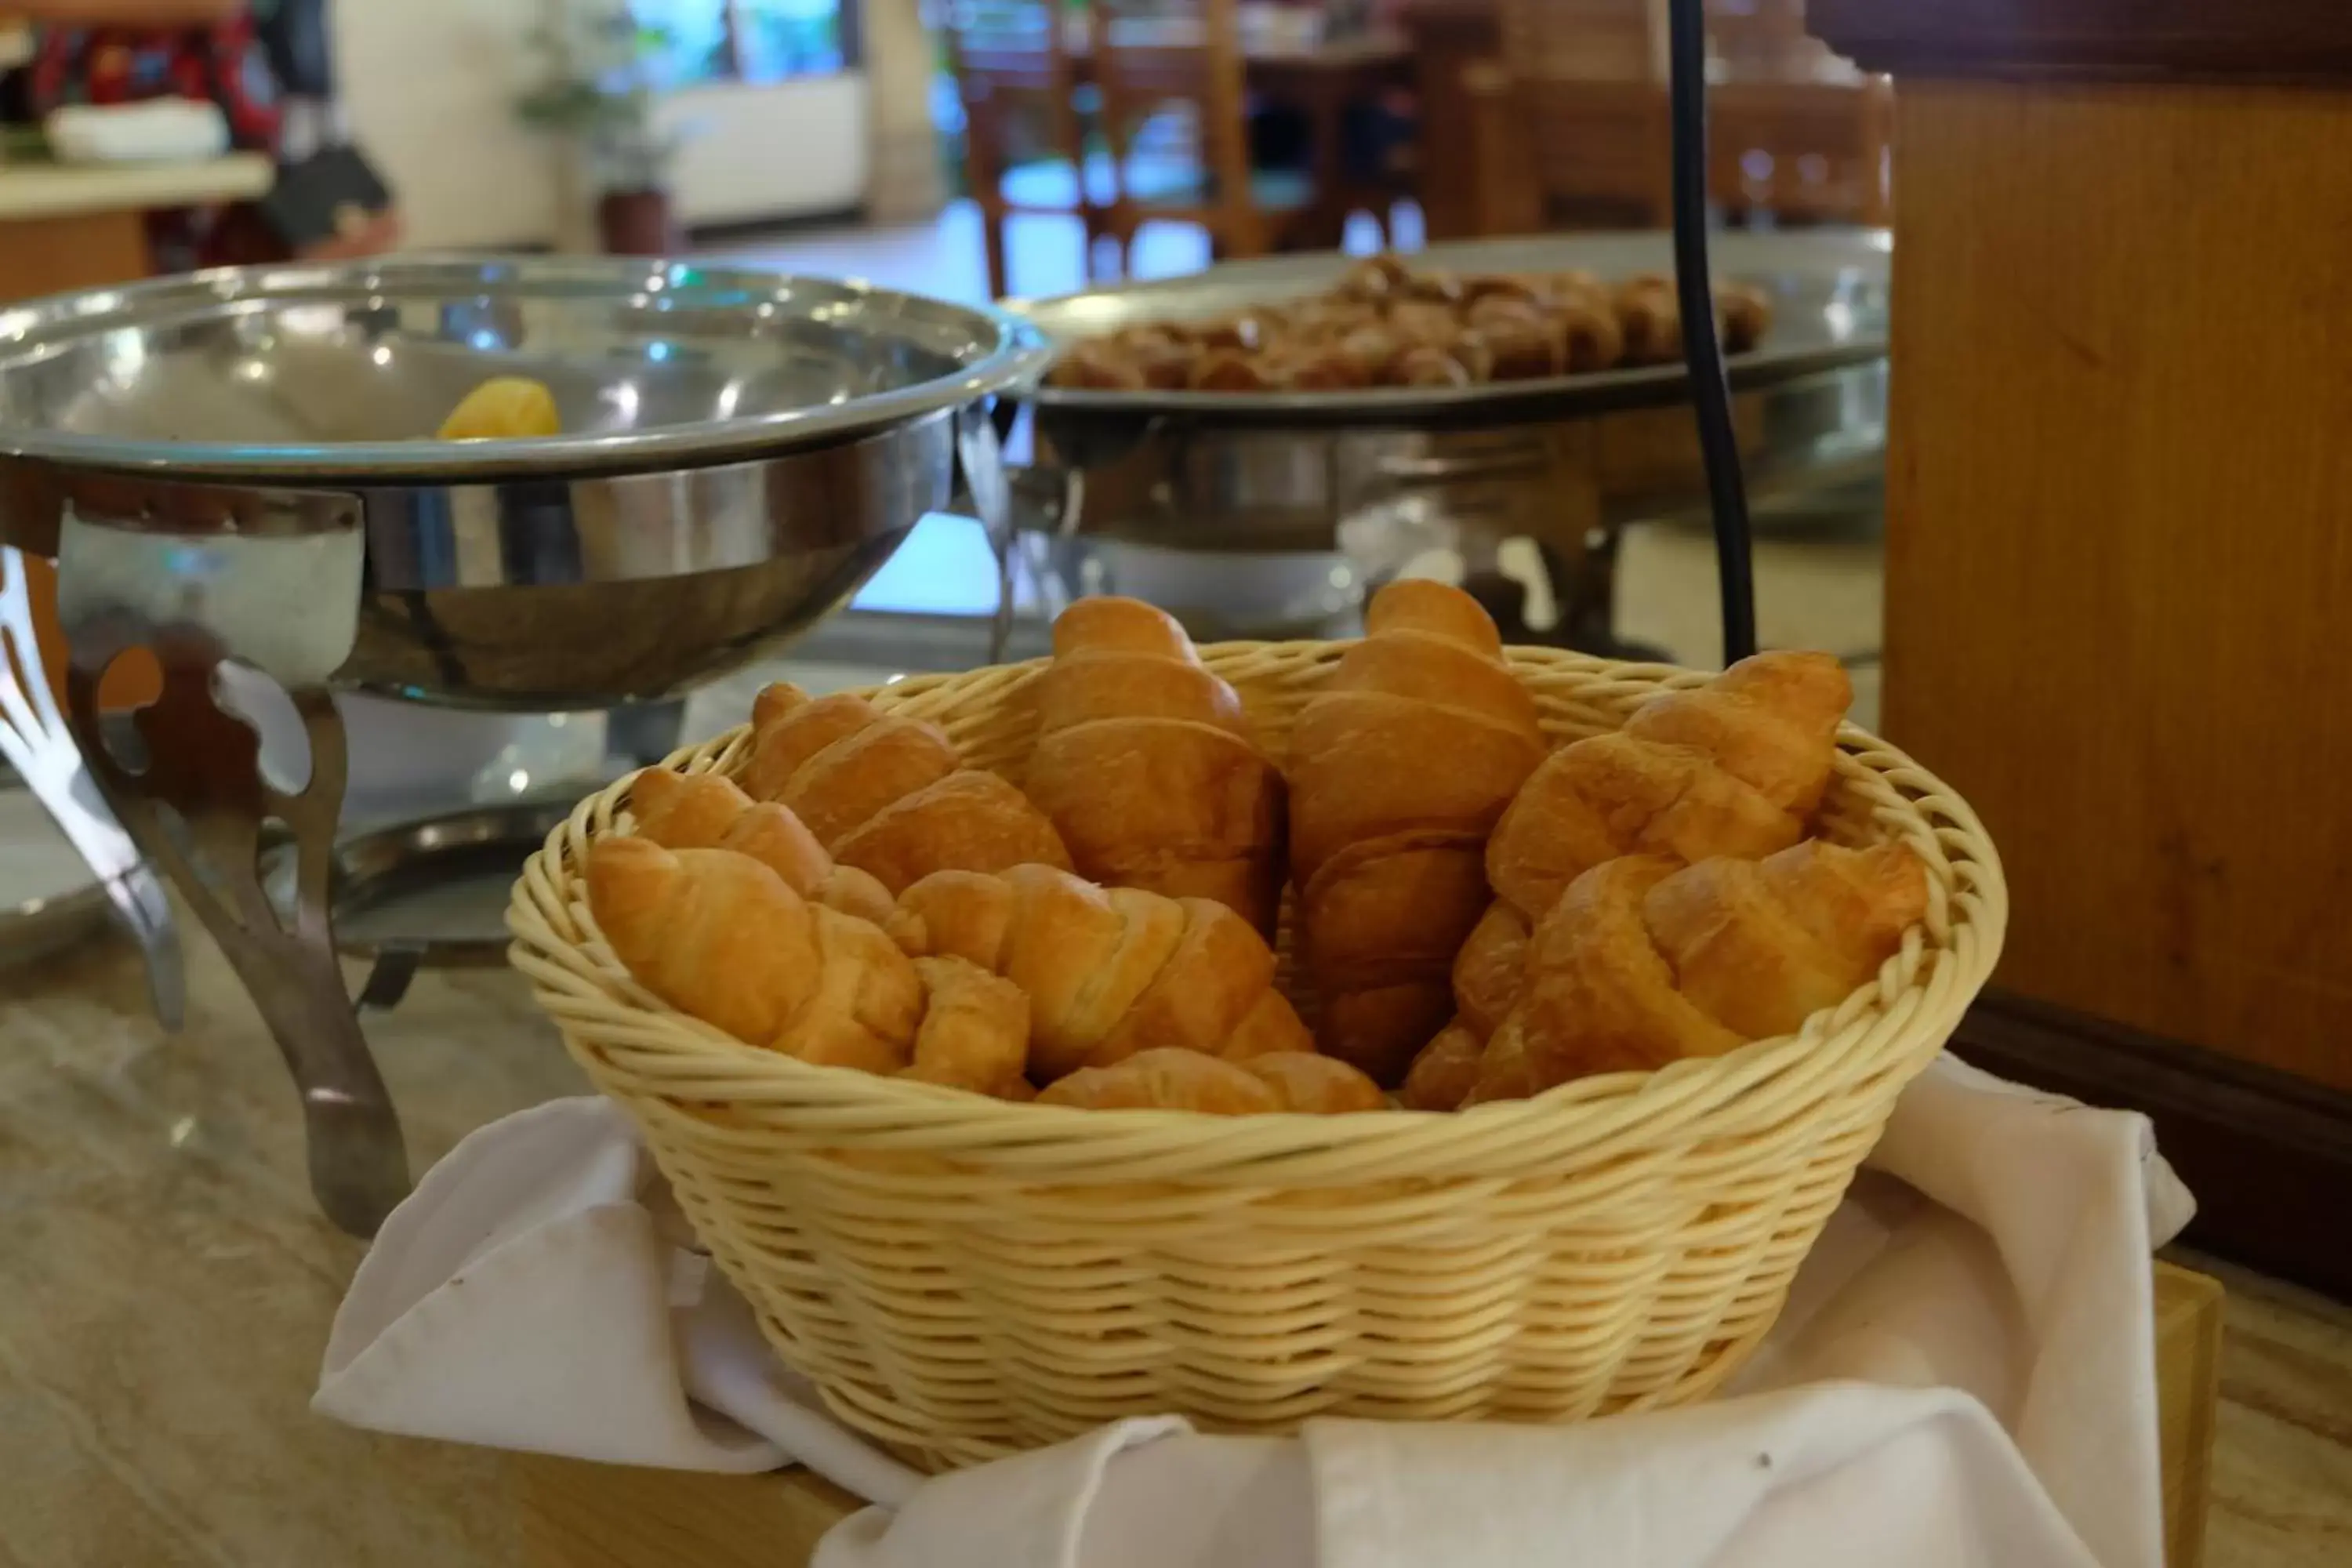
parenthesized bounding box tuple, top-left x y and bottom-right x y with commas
(509, 644, 2006, 1471)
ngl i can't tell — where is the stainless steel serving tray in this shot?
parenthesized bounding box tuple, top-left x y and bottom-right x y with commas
(1011, 229, 1889, 431)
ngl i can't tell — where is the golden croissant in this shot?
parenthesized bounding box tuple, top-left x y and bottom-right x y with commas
(1024, 596, 1287, 936)
(1286, 579, 1545, 1085)
(898, 956, 1033, 1098)
(629, 767, 895, 926)
(1451, 649, 1853, 1042)
(887, 862, 1312, 1082)
(742, 683, 1071, 894)
(1457, 839, 1928, 1105)
(586, 837, 925, 1074)
(1038, 1047, 1381, 1113)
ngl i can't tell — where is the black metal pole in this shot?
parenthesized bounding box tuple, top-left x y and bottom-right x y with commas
(1666, 0, 1759, 664)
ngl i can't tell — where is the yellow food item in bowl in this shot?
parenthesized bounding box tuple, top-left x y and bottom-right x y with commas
(437, 377, 561, 441)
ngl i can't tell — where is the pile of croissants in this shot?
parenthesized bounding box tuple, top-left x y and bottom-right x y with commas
(586, 579, 1926, 1115)
(1046, 254, 1775, 394)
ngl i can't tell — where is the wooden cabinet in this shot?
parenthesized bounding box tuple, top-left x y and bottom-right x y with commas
(1811, 0, 2352, 1296)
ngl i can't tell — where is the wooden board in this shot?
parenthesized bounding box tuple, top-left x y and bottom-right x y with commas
(515, 1461, 862, 1568)
(0, 209, 149, 305)
(510, 1263, 2223, 1566)
(2154, 1265, 2223, 1568)
(1875, 81, 2352, 1096)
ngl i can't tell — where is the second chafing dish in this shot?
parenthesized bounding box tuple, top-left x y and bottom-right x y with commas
(1006, 230, 1889, 560)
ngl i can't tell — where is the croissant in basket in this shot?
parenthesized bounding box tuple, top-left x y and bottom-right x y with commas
(1450, 649, 1853, 1042)
(1023, 596, 1286, 937)
(587, 835, 1034, 1096)
(1441, 839, 1929, 1106)
(888, 862, 1313, 1082)
(742, 683, 1071, 894)
(627, 766, 895, 926)
(1287, 579, 1545, 1085)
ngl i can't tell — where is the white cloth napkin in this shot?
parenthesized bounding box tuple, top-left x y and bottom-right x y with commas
(318, 1056, 2194, 1568)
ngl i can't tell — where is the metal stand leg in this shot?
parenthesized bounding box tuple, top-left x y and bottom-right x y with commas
(957, 405, 1021, 665)
(0, 547, 183, 1029)
(64, 633, 410, 1236)
(54, 500, 408, 1237)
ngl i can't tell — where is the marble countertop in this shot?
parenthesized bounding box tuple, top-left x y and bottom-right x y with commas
(0, 154, 273, 223)
(0, 920, 572, 1563)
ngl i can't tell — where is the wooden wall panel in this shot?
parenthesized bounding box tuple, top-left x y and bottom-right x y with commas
(1880, 81, 2352, 1091)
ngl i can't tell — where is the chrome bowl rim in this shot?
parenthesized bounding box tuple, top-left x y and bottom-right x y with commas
(0, 254, 1052, 482)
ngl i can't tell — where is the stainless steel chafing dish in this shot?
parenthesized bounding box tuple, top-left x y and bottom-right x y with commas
(1004, 230, 1890, 639)
(0, 255, 1048, 1236)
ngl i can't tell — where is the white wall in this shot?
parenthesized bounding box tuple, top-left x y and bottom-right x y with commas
(332, 0, 870, 250)
(332, 0, 563, 249)
(661, 76, 870, 227)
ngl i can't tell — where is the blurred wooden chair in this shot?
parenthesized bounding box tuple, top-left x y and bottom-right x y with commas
(1464, 0, 1889, 234)
(1402, 0, 1505, 241)
(1705, 0, 1834, 84)
(1468, 0, 1670, 234)
(1704, 0, 1890, 226)
(1085, 0, 1319, 265)
(1708, 78, 1893, 225)
(942, 0, 1108, 299)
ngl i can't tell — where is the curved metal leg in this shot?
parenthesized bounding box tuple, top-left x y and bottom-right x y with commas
(54, 502, 409, 1237)
(64, 633, 411, 1236)
(0, 548, 183, 1029)
(956, 404, 1019, 666)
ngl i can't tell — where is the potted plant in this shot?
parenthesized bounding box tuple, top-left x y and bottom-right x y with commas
(517, 2, 689, 255)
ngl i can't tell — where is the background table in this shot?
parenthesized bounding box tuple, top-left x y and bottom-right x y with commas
(0, 154, 272, 301)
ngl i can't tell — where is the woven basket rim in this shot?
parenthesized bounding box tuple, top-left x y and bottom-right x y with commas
(507, 642, 2008, 1163)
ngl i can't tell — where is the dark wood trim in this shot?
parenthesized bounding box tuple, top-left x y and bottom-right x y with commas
(678, 205, 865, 245)
(1953, 992, 2352, 1302)
(1808, 0, 2352, 84)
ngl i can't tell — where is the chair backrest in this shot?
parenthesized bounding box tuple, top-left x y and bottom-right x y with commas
(941, 0, 1087, 208)
(1708, 78, 1893, 223)
(1085, 0, 1257, 244)
(1490, 0, 1668, 223)
(943, 0, 1078, 89)
(1486, 0, 1886, 227)
(1497, 0, 1665, 85)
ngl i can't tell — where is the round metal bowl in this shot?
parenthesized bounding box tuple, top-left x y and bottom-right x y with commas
(0, 256, 1051, 709)
(0, 255, 1047, 480)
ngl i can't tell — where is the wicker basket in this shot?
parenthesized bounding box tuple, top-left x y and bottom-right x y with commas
(508, 642, 2006, 1471)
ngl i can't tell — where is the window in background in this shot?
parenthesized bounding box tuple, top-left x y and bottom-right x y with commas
(632, 0, 851, 87)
